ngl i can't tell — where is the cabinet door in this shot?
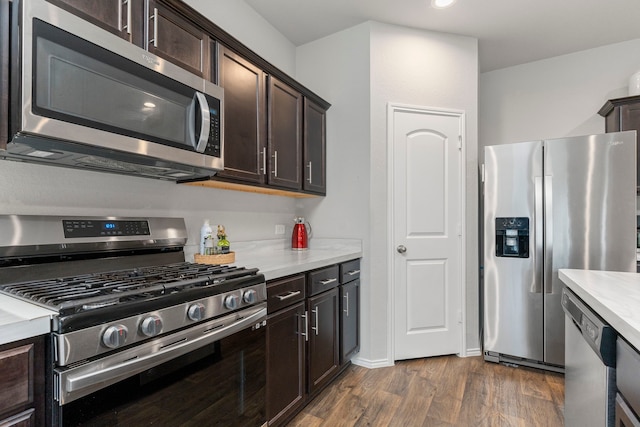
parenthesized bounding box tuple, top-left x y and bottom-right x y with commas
(146, 0, 209, 78)
(47, 0, 142, 44)
(216, 46, 266, 184)
(303, 99, 327, 195)
(340, 279, 360, 364)
(0, 337, 45, 427)
(619, 104, 640, 191)
(307, 288, 339, 395)
(268, 77, 303, 190)
(267, 302, 306, 426)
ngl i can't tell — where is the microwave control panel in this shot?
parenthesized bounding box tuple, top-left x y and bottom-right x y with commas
(204, 97, 221, 158)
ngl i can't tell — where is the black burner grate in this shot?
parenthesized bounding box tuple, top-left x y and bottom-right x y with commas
(0, 262, 258, 314)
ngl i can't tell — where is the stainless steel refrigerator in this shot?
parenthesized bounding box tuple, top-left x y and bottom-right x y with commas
(482, 131, 636, 370)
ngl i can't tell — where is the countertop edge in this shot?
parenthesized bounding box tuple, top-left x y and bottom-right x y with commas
(559, 269, 640, 352)
(0, 295, 55, 345)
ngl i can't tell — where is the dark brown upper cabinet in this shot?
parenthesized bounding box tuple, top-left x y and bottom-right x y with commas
(303, 99, 327, 195)
(268, 77, 303, 191)
(598, 95, 640, 192)
(46, 0, 144, 45)
(145, 0, 210, 78)
(216, 46, 267, 184)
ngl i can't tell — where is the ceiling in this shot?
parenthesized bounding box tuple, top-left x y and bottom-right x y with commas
(244, 0, 640, 72)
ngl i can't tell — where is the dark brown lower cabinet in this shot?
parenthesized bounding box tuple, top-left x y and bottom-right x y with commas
(0, 336, 45, 427)
(266, 301, 306, 426)
(340, 279, 360, 364)
(307, 287, 340, 396)
(266, 260, 360, 425)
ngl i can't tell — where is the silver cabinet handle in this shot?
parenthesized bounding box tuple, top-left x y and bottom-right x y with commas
(118, 0, 132, 34)
(261, 147, 266, 175)
(276, 290, 301, 301)
(148, 7, 158, 47)
(320, 278, 337, 286)
(123, 0, 132, 34)
(311, 307, 319, 335)
(300, 311, 309, 342)
(347, 270, 360, 276)
(272, 151, 278, 177)
(397, 245, 407, 254)
(344, 292, 349, 317)
(307, 161, 312, 183)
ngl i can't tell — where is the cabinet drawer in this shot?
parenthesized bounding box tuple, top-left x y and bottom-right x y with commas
(339, 259, 361, 283)
(308, 265, 340, 296)
(0, 344, 34, 416)
(267, 275, 306, 313)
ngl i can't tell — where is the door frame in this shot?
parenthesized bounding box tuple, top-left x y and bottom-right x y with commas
(386, 102, 468, 362)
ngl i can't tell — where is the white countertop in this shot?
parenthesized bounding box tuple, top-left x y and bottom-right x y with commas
(0, 294, 56, 345)
(559, 269, 640, 351)
(228, 238, 362, 281)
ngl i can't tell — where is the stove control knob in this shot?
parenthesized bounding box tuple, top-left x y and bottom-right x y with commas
(102, 325, 128, 349)
(188, 303, 206, 321)
(224, 294, 240, 310)
(243, 289, 257, 304)
(140, 315, 163, 337)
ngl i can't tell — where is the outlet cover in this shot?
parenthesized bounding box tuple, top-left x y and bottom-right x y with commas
(275, 224, 285, 235)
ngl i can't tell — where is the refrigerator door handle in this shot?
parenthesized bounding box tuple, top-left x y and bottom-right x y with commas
(534, 176, 544, 294)
(544, 175, 553, 294)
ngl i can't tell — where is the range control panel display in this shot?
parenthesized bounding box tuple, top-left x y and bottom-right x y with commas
(63, 220, 150, 238)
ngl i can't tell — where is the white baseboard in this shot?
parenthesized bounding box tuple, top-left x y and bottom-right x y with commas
(350, 356, 394, 369)
(463, 347, 482, 357)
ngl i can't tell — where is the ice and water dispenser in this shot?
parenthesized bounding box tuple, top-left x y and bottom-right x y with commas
(495, 217, 529, 258)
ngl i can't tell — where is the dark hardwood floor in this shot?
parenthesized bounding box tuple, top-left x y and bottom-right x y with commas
(287, 355, 564, 427)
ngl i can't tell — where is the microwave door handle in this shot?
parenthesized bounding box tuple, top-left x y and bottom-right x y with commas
(193, 92, 211, 153)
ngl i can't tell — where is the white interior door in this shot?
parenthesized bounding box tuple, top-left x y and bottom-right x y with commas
(390, 105, 463, 360)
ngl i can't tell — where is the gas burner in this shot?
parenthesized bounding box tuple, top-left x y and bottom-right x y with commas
(0, 263, 260, 316)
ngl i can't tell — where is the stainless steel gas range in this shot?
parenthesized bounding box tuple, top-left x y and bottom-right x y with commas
(0, 215, 267, 426)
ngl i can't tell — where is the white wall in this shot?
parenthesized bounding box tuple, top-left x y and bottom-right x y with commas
(183, 0, 296, 75)
(296, 21, 479, 365)
(295, 23, 373, 360)
(480, 38, 640, 153)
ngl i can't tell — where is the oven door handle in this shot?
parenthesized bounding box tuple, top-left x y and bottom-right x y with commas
(56, 305, 267, 405)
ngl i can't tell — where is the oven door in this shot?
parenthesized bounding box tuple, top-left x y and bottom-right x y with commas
(52, 307, 266, 427)
(10, 0, 224, 178)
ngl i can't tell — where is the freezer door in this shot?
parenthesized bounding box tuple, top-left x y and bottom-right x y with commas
(543, 131, 636, 366)
(483, 141, 543, 361)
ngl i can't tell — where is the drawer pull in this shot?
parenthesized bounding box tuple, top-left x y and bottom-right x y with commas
(276, 290, 301, 301)
(347, 270, 361, 276)
(319, 278, 337, 286)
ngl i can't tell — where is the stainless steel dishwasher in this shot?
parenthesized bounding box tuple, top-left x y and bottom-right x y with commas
(562, 287, 617, 427)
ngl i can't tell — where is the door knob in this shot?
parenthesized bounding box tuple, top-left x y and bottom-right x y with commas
(397, 245, 407, 254)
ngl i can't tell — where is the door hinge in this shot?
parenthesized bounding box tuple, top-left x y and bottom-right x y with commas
(458, 135, 462, 150)
(457, 309, 463, 324)
(457, 222, 462, 237)
(481, 164, 485, 183)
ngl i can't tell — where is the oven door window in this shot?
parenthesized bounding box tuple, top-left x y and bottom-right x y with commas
(58, 325, 265, 426)
(32, 19, 208, 152)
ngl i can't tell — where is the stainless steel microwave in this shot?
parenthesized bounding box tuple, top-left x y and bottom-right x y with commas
(4, 0, 224, 180)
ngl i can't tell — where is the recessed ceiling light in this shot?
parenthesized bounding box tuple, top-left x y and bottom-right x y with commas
(143, 102, 156, 108)
(431, 0, 456, 9)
